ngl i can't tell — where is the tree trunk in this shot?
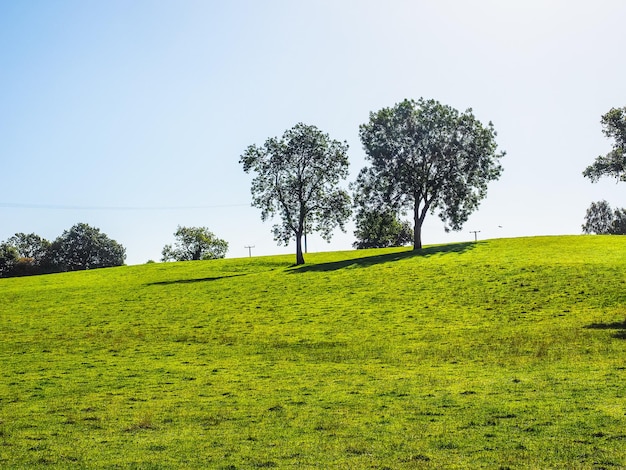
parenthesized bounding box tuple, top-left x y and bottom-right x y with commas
(295, 232, 305, 265)
(413, 221, 423, 250)
(413, 203, 423, 250)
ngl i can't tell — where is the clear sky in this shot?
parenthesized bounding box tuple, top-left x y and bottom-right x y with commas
(1, 0, 625, 265)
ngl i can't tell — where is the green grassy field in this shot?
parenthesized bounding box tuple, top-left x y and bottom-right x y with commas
(1, 235, 626, 469)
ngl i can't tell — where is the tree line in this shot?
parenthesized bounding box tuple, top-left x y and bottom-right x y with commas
(0, 223, 125, 277)
(2, 99, 624, 275)
(0, 224, 229, 278)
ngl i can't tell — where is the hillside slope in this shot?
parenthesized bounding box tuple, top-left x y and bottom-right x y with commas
(1, 236, 625, 468)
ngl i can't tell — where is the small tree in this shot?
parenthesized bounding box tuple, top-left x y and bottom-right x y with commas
(0, 243, 18, 277)
(582, 200, 626, 235)
(44, 223, 126, 272)
(356, 98, 504, 250)
(612, 208, 626, 234)
(240, 123, 351, 265)
(161, 226, 228, 261)
(353, 208, 413, 249)
(6, 232, 50, 261)
(583, 107, 626, 182)
(6, 233, 50, 275)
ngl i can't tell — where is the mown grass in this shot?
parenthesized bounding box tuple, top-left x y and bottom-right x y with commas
(1, 235, 625, 469)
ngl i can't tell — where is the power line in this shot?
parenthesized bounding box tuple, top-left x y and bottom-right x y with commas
(0, 202, 251, 211)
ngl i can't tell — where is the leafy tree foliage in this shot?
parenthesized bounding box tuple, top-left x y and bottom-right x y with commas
(0, 243, 18, 277)
(161, 226, 228, 261)
(353, 208, 413, 249)
(0, 233, 51, 276)
(613, 208, 626, 235)
(582, 200, 626, 235)
(44, 223, 126, 272)
(240, 123, 351, 265)
(355, 98, 504, 250)
(583, 107, 626, 182)
(7, 232, 50, 262)
(582, 200, 613, 234)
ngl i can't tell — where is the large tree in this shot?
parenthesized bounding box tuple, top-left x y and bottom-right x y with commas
(583, 106, 626, 182)
(161, 226, 228, 261)
(355, 98, 505, 249)
(44, 223, 126, 272)
(240, 123, 351, 265)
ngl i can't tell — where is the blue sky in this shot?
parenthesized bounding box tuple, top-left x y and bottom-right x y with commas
(1, 1, 625, 265)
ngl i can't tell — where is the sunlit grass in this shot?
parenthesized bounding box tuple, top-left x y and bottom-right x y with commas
(1, 235, 625, 468)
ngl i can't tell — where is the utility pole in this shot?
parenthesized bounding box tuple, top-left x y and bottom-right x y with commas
(469, 230, 481, 242)
(244, 245, 255, 257)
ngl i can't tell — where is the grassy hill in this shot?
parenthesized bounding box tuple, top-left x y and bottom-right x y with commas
(1, 235, 625, 468)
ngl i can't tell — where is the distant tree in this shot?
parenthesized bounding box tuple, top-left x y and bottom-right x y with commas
(7, 233, 50, 263)
(355, 98, 504, 250)
(612, 208, 626, 234)
(44, 223, 126, 272)
(353, 208, 413, 249)
(0, 243, 18, 277)
(583, 106, 626, 182)
(240, 123, 351, 265)
(582, 200, 626, 235)
(0, 233, 51, 276)
(582, 200, 614, 234)
(161, 226, 228, 261)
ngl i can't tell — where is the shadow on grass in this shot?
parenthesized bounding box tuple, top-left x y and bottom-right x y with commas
(585, 320, 626, 339)
(147, 274, 248, 286)
(289, 242, 479, 273)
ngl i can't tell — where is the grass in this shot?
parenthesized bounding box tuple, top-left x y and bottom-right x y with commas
(1, 235, 625, 468)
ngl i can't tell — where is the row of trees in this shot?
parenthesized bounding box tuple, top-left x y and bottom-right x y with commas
(0, 224, 229, 278)
(582, 106, 626, 235)
(0, 223, 126, 278)
(240, 100, 626, 265)
(241, 98, 505, 265)
(3, 101, 621, 275)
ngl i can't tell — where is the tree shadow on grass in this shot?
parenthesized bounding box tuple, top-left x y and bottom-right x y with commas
(585, 320, 626, 339)
(289, 241, 479, 273)
(147, 274, 248, 286)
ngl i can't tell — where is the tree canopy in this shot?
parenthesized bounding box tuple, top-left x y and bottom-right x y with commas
(0, 226, 124, 277)
(583, 107, 626, 182)
(0, 233, 51, 276)
(44, 223, 126, 272)
(0, 243, 18, 278)
(354, 98, 505, 249)
(161, 226, 228, 261)
(582, 200, 626, 235)
(353, 208, 413, 249)
(240, 123, 351, 265)
(6, 232, 50, 262)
